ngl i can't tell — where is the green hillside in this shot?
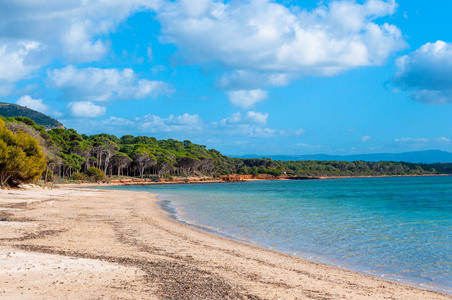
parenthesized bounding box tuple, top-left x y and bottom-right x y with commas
(0, 102, 64, 130)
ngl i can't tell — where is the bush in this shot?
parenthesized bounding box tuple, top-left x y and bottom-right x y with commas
(85, 167, 105, 182)
(71, 172, 89, 181)
(0, 119, 46, 187)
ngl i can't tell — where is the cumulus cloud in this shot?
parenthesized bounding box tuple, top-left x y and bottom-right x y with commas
(68, 101, 106, 118)
(103, 116, 136, 127)
(138, 113, 203, 133)
(393, 41, 452, 104)
(0, 0, 167, 96)
(221, 112, 243, 125)
(156, 0, 405, 90)
(227, 90, 268, 109)
(166, 113, 203, 126)
(0, 0, 162, 65)
(0, 41, 41, 83)
(64, 111, 303, 139)
(62, 20, 108, 62)
(220, 124, 302, 138)
(245, 111, 268, 124)
(16, 95, 49, 113)
(238, 126, 278, 138)
(48, 65, 172, 101)
(218, 111, 303, 138)
(221, 111, 269, 125)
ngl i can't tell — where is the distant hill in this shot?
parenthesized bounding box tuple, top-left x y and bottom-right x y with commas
(234, 150, 452, 164)
(0, 102, 64, 130)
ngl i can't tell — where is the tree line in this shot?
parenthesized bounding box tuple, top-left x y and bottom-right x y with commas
(0, 115, 445, 187)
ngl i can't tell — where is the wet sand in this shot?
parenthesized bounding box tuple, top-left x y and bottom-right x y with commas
(0, 186, 450, 299)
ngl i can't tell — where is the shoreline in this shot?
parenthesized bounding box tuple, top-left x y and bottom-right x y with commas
(47, 172, 451, 189)
(155, 193, 451, 294)
(1, 186, 451, 299)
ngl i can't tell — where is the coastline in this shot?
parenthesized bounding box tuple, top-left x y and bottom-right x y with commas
(50, 172, 451, 189)
(1, 186, 451, 299)
(156, 192, 451, 294)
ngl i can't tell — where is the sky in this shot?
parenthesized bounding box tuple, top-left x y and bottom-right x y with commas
(1, 0, 452, 156)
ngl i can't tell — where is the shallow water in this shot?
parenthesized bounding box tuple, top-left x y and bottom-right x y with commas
(99, 176, 452, 293)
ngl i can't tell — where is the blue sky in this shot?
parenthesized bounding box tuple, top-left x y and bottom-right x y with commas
(1, 0, 452, 155)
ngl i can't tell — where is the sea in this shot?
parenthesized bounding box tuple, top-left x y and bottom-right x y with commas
(99, 176, 452, 293)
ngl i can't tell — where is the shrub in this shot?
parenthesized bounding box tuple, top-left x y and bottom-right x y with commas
(85, 167, 105, 182)
(71, 172, 89, 181)
(0, 119, 46, 187)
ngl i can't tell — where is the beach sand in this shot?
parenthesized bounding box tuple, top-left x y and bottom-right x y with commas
(0, 186, 450, 300)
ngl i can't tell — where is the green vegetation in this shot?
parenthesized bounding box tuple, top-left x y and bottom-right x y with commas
(421, 163, 452, 174)
(0, 102, 64, 130)
(85, 167, 106, 182)
(276, 160, 432, 177)
(0, 113, 447, 187)
(0, 119, 46, 187)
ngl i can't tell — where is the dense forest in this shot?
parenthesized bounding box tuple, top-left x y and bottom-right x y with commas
(0, 114, 447, 187)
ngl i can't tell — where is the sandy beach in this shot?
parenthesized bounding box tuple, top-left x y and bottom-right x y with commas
(0, 185, 450, 300)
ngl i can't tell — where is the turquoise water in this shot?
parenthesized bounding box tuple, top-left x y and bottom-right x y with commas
(100, 176, 452, 293)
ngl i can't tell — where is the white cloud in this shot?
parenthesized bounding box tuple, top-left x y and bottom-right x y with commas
(0, 1, 162, 65)
(361, 135, 371, 142)
(294, 129, 306, 136)
(64, 111, 302, 139)
(0, 0, 166, 96)
(218, 123, 279, 138)
(0, 41, 41, 83)
(240, 125, 278, 138)
(16, 95, 49, 113)
(151, 65, 166, 73)
(62, 20, 108, 62)
(395, 137, 428, 143)
(68, 101, 106, 118)
(104, 116, 136, 127)
(246, 111, 268, 124)
(218, 111, 302, 138)
(408, 90, 452, 105)
(393, 137, 428, 148)
(166, 113, 202, 126)
(221, 112, 243, 125)
(221, 111, 269, 125)
(393, 136, 452, 147)
(227, 90, 268, 109)
(434, 137, 450, 144)
(219, 71, 290, 90)
(48, 65, 172, 101)
(139, 113, 203, 133)
(147, 44, 154, 61)
(394, 41, 452, 104)
(156, 0, 405, 89)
